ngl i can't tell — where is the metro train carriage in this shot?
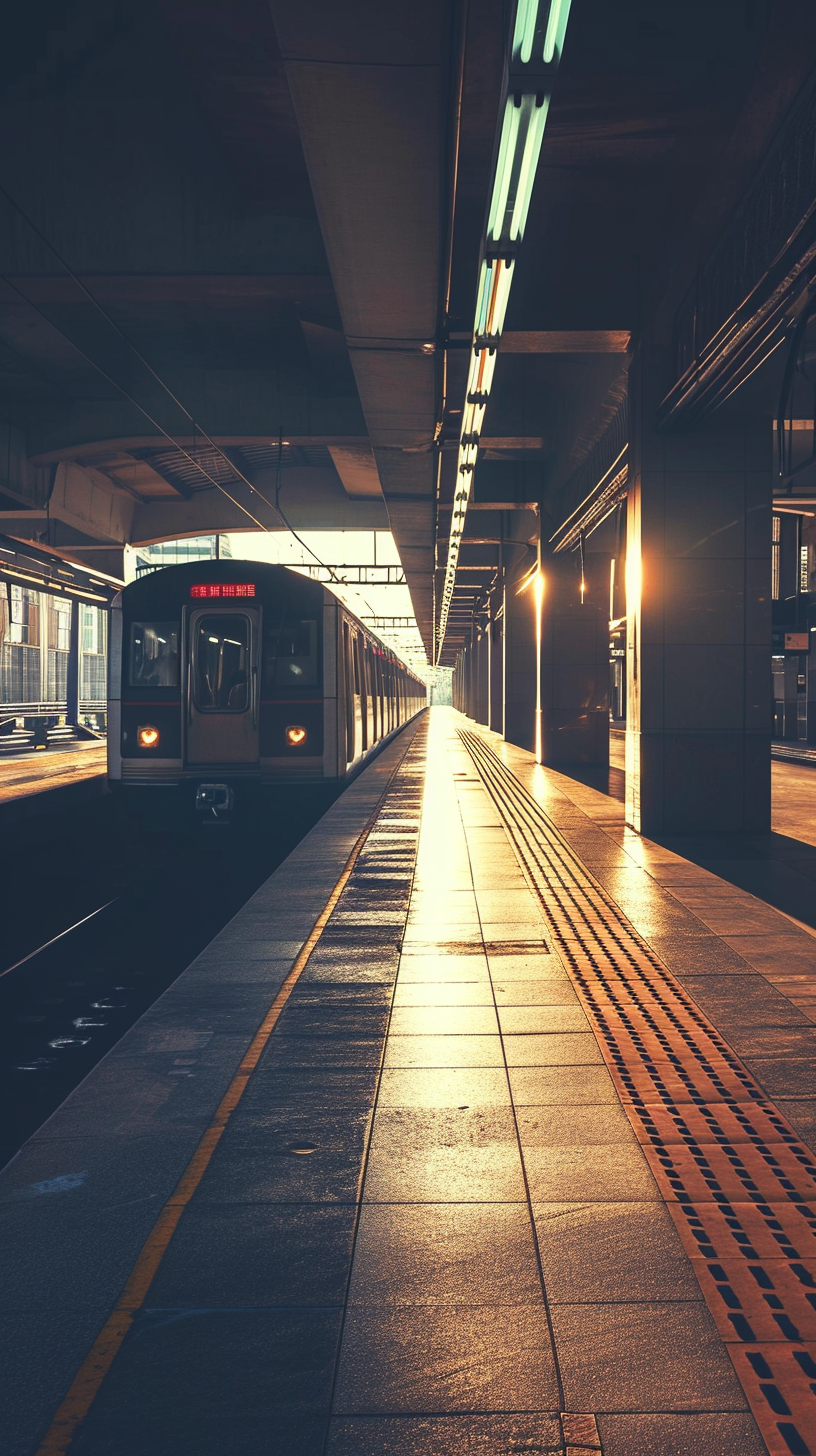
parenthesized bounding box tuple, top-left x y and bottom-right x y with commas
(108, 560, 426, 818)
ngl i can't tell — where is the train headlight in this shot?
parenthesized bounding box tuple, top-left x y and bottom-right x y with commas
(286, 725, 307, 747)
(138, 725, 160, 749)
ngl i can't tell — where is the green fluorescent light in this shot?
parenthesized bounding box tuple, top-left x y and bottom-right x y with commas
(543, 0, 572, 63)
(487, 98, 521, 241)
(489, 95, 549, 244)
(510, 96, 550, 240)
(512, 0, 539, 63)
(439, 0, 573, 663)
(475, 261, 492, 336)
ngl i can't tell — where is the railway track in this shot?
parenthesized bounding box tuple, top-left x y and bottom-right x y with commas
(0, 791, 339, 1170)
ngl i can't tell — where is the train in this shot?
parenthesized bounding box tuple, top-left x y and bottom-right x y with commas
(108, 560, 426, 818)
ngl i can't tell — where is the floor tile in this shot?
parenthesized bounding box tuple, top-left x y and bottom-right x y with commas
(503, 1032, 605, 1066)
(149, 1202, 357, 1308)
(497, 1006, 589, 1034)
(326, 1414, 562, 1456)
(517, 1103, 637, 1145)
(533, 1201, 700, 1301)
(73, 1415, 329, 1456)
(391, 983, 496, 1007)
(523, 1144, 660, 1202)
(492, 980, 579, 1005)
(595, 1412, 766, 1456)
(334, 1304, 559, 1413)
(507, 1066, 619, 1104)
(78, 1309, 342, 1429)
(364, 1139, 525, 1203)
(388, 1006, 499, 1036)
(377, 1067, 509, 1107)
(348, 1204, 541, 1306)
(383, 1035, 504, 1069)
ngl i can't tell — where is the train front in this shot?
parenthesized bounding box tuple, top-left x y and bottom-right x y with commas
(108, 561, 326, 822)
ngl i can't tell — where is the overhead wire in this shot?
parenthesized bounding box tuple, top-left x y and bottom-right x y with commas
(272, 428, 343, 587)
(0, 180, 341, 579)
(0, 272, 269, 533)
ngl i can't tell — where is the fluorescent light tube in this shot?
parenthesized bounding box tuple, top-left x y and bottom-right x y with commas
(461, 400, 487, 437)
(487, 258, 515, 333)
(543, 0, 572, 63)
(438, 0, 572, 663)
(488, 99, 521, 242)
(475, 262, 492, 336)
(512, 0, 540, 63)
(467, 347, 498, 399)
(510, 96, 550, 240)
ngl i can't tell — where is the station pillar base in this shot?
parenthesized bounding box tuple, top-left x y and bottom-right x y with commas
(626, 346, 772, 836)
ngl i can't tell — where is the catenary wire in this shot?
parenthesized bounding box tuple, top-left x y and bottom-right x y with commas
(0, 181, 342, 580)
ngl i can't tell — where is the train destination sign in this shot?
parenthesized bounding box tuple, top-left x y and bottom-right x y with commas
(189, 583, 256, 599)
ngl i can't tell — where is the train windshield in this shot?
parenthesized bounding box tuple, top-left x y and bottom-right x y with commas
(264, 617, 318, 689)
(193, 614, 250, 711)
(129, 622, 180, 688)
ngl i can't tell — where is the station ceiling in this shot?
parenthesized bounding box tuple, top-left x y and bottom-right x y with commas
(0, 1, 813, 658)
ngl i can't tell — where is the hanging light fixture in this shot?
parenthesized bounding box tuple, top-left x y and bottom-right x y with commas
(436, 0, 573, 662)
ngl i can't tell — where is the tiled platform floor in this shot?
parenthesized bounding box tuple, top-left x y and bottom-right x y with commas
(610, 726, 816, 931)
(0, 742, 106, 807)
(2, 708, 815, 1456)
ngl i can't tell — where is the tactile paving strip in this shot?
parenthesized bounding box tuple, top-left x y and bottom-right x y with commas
(461, 729, 816, 1456)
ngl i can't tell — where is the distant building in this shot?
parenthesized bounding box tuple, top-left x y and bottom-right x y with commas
(429, 668, 453, 706)
(133, 536, 232, 578)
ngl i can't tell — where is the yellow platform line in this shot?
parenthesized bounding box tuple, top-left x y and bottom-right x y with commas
(36, 756, 410, 1455)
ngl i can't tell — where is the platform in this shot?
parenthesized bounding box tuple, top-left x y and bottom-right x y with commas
(0, 742, 107, 815)
(2, 708, 815, 1456)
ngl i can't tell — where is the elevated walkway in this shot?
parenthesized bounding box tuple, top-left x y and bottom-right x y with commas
(1, 709, 815, 1456)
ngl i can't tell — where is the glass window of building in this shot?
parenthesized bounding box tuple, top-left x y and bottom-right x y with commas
(50, 598, 71, 652)
(8, 586, 39, 645)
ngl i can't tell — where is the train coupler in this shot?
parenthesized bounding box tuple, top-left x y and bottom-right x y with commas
(195, 782, 234, 825)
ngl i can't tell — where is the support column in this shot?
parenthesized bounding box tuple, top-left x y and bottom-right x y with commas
(626, 348, 772, 834)
(465, 631, 475, 719)
(474, 622, 490, 726)
(489, 605, 504, 733)
(66, 598, 80, 727)
(541, 549, 610, 766)
(504, 568, 538, 754)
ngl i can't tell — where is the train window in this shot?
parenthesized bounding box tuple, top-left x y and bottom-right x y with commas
(129, 622, 180, 688)
(194, 615, 249, 711)
(264, 617, 318, 689)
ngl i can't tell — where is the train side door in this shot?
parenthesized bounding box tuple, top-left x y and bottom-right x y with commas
(186, 607, 260, 765)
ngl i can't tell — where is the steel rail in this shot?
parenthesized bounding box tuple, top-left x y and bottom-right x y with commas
(0, 899, 120, 981)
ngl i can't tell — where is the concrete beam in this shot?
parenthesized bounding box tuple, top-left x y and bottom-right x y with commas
(132, 467, 388, 541)
(327, 443, 383, 498)
(26, 374, 368, 459)
(270, 0, 447, 655)
(501, 331, 631, 354)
